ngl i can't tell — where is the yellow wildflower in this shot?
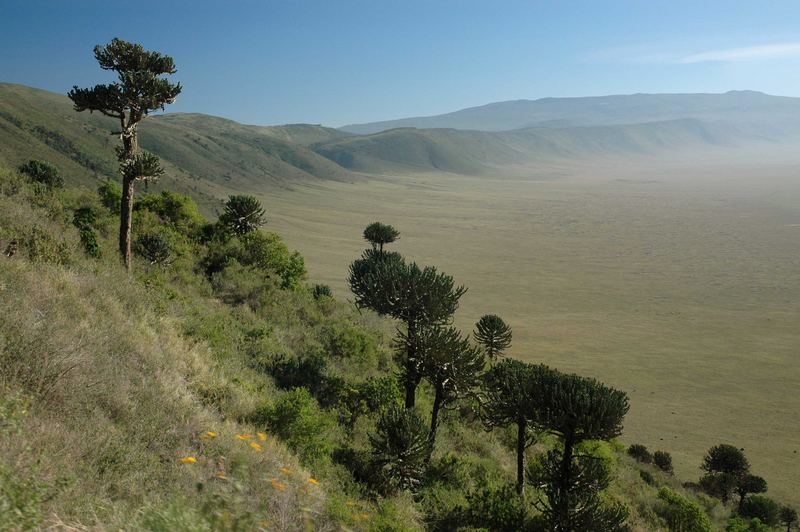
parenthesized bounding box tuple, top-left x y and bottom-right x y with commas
(179, 456, 197, 464)
(280, 467, 291, 475)
(257, 432, 267, 441)
(200, 431, 218, 440)
(236, 434, 252, 440)
(307, 477, 319, 485)
(215, 471, 228, 480)
(249, 441, 263, 452)
(270, 478, 286, 491)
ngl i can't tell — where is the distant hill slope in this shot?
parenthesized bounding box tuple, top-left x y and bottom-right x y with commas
(0, 84, 355, 211)
(2, 83, 796, 186)
(313, 118, 764, 174)
(340, 91, 800, 135)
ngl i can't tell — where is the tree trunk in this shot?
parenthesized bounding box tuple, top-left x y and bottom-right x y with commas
(119, 175, 134, 271)
(427, 384, 444, 461)
(516, 418, 526, 496)
(556, 432, 575, 529)
(118, 125, 138, 272)
(404, 379, 416, 408)
(404, 321, 418, 408)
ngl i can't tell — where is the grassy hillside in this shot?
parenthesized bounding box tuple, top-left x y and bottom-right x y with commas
(1, 162, 775, 530)
(0, 84, 356, 213)
(341, 90, 800, 134)
(313, 118, 762, 175)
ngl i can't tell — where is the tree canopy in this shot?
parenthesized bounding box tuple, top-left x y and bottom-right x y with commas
(473, 314, 512, 361)
(363, 221, 400, 252)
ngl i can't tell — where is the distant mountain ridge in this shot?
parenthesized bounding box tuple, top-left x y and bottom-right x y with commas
(1, 83, 797, 192)
(340, 90, 800, 135)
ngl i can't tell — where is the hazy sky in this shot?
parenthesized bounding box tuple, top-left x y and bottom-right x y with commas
(2, 0, 800, 126)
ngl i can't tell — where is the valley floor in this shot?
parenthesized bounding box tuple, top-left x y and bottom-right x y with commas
(264, 154, 800, 504)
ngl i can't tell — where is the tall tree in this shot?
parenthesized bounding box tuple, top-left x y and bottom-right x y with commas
(414, 326, 484, 455)
(69, 38, 181, 271)
(530, 373, 630, 530)
(700, 444, 751, 504)
(349, 252, 466, 408)
(735, 474, 768, 513)
(473, 314, 512, 362)
(780, 506, 798, 532)
(480, 359, 557, 495)
(363, 221, 400, 252)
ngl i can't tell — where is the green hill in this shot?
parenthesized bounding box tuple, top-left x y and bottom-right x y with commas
(0, 84, 356, 212)
(313, 118, 762, 175)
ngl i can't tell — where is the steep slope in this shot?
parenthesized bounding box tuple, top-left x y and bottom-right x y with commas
(341, 90, 800, 135)
(315, 118, 763, 174)
(0, 84, 355, 210)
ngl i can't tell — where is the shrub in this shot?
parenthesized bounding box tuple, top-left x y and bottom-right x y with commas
(337, 375, 401, 427)
(0, 466, 46, 531)
(133, 233, 172, 265)
(369, 406, 430, 493)
(323, 321, 380, 364)
(654, 450, 674, 474)
(24, 226, 71, 264)
(264, 388, 332, 463)
(135, 190, 204, 235)
(462, 483, 526, 531)
(72, 207, 100, 257)
(268, 352, 344, 407)
(740, 495, 781, 527)
(640, 469, 656, 486)
(312, 283, 332, 300)
(203, 231, 306, 289)
(18, 160, 63, 189)
(656, 487, 713, 532)
(726, 517, 771, 532)
(97, 180, 122, 214)
(628, 443, 653, 464)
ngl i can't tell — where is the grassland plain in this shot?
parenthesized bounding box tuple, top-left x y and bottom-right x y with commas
(262, 154, 800, 505)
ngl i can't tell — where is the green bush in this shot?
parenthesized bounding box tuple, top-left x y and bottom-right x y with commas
(97, 180, 122, 214)
(135, 190, 204, 236)
(264, 388, 333, 463)
(18, 159, 63, 189)
(0, 466, 46, 531)
(133, 233, 172, 265)
(628, 443, 653, 464)
(740, 495, 781, 527)
(640, 469, 656, 486)
(268, 352, 344, 407)
(656, 487, 713, 532)
(73, 206, 101, 257)
(24, 225, 71, 264)
(654, 450, 674, 474)
(462, 483, 526, 531)
(337, 375, 401, 427)
(312, 283, 332, 300)
(323, 321, 381, 365)
(726, 516, 771, 532)
(203, 231, 306, 290)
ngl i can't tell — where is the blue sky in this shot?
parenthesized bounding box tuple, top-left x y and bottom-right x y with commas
(2, 0, 800, 126)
